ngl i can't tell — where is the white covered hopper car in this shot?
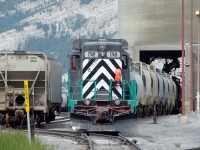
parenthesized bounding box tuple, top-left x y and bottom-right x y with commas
(0, 51, 62, 126)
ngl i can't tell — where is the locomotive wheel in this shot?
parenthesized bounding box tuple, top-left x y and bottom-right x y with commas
(50, 111, 56, 121)
(6, 113, 9, 128)
(36, 121, 41, 127)
(46, 115, 50, 124)
(142, 106, 146, 118)
(45, 113, 53, 124)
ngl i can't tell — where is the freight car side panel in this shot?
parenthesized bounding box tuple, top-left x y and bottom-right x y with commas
(0, 54, 46, 71)
(48, 59, 62, 104)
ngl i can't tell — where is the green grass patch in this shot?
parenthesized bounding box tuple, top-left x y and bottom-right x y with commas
(0, 131, 53, 150)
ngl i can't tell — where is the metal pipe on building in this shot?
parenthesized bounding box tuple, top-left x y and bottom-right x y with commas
(182, 0, 185, 115)
(190, 0, 193, 112)
(196, 10, 200, 111)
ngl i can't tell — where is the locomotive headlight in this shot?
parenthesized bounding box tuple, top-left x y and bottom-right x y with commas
(114, 99, 121, 106)
(99, 45, 106, 57)
(99, 45, 106, 51)
(84, 100, 91, 106)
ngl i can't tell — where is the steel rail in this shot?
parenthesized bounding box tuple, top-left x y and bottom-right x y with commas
(33, 129, 143, 150)
(34, 129, 90, 145)
(118, 133, 142, 150)
(82, 133, 94, 150)
(88, 132, 143, 150)
(49, 117, 70, 124)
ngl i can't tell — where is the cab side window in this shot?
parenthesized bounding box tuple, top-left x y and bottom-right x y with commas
(71, 55, 80, 70)
(122, 55, 127, 69)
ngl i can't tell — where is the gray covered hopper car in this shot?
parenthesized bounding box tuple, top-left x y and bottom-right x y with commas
(0, 51, 62, 126)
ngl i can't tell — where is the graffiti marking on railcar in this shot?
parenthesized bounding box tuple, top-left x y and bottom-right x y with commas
(30, 60, 37, 62)
(30, 56, 37, 62)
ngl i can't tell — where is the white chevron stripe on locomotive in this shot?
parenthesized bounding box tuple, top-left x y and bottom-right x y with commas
(82, 59, 121, 79)
(82, 59, 102, 80)
(85, 79, 121, 100)
(82, 66, 115, 93)
(82, 66, 122, 95)
(82, 59, 102, 73)
(82, 59, 122, 99)
(104, 59, 122, 71)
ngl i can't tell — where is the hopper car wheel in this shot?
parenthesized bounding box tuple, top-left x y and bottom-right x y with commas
(168, 104, 172, 115)
(34, 114, 43, 127)
(46, 110, 56, 124)
(6, 113, 9, 128)
(46, 120, 50, 124)
(149, 107, 153, 116)
(36, 121, 41, 128)
(46, 116, 50, 124)
(50, 112, 55, 121)
(46, 114, 51, 124)
(34, 116, 41, 128)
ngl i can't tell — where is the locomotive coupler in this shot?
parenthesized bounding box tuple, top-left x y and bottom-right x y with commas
(96, 108, 112, 123)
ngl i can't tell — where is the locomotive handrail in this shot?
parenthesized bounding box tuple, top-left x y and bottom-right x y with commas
(128, 80, 137, 113)
(70, 80, 82, 99)
(72, 79, 132, 101)
(118, 80, 129, 101)
(109, 79, 128, 101)
(69, 79, 137, 114)
(109, 80, 112, 101)
(114, 79, 137, 113)
(79, 79, 97, 100)
(70, 79, 97, 100)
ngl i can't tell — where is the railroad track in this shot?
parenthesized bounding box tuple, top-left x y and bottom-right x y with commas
(48, 116, 70, 124)
(34, 129, 142, 150)
(0, 115, 70, 129)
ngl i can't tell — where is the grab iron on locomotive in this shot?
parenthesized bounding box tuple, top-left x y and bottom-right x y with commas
(67, 39, 181, 123)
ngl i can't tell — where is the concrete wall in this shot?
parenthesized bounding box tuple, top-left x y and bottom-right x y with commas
(118, 0, 200, 113)
(118, 0, 200, 60)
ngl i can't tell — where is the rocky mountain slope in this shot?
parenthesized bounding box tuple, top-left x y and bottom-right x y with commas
(0, 0, 118, 73)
